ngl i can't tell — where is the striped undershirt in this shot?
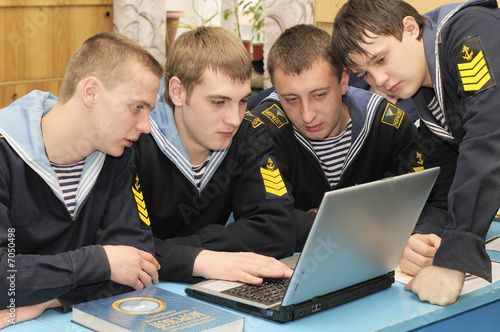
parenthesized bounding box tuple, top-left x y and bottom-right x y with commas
(421, 88, 453, 140)
(295, 120, 353, 188)
(428, 95, 450, 133)
(192, 152, 212, 189)
(50, 160, 85, 217)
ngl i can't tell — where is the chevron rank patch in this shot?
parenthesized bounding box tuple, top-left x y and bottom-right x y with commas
(129, 166, 151, 229)
(381, 103, 404, 129)
(259, 155, 290, 199)
(261, 104, 289, 128)
(243, 110, 263, 128)
(453, 35, 495, 97)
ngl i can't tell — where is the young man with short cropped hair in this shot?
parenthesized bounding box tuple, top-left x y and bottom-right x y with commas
(0, 32, 163, 327)
(249, 24, 423, 250)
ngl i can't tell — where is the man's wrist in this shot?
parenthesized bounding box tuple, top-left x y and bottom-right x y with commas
(47, 299, 62, 309)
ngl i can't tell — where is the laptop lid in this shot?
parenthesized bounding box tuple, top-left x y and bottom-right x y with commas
(282, 167, 440, 305)
(186, 168, 439, 318)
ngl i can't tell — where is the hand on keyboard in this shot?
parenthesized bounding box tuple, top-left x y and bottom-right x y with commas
(193, 250, 294, 284)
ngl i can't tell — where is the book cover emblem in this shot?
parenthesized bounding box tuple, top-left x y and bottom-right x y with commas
(112, 297, 166, 315)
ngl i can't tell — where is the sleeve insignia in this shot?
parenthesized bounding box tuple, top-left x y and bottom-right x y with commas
(381, 103, 404, 129)
(453, 35, 495, 97)
(258, 155, 290, 199)
(129, 166, 151, 229)
(412, 151, 424, 172)
(243, 110, 263, 128)
(261, 104, 289, 128)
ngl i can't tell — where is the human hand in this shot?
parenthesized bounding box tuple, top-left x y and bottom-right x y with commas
(404, 265, 465, 305)
(193, 250, 294, 285)
(103, 245, 161, 290)
(399, 233, 441, 276)
(0, 299, 61, 329)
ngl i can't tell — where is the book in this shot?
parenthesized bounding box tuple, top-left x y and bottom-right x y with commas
(71, 286, 244, 332)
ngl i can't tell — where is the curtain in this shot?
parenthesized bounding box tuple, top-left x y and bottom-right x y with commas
(263, 0, 314, 88)
(113, 0, 168, 65)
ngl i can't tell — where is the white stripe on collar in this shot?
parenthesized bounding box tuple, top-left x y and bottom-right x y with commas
(150, 116, 230, 191)
(433, 3, 466, 132)
(343, 93, 380, 170)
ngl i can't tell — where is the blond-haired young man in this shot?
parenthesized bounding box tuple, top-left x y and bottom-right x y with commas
(134, 27, 295, 285)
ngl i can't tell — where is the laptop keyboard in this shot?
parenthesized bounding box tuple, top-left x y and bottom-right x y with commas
(221, 278, 290, 304)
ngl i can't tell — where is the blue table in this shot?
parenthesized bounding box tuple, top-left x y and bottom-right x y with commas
(5, 222, 500, 331)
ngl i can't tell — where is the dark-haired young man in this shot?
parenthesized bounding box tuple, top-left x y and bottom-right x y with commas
(332, 0, 500, 305)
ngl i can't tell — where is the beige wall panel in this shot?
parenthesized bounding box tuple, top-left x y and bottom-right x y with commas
(0, 5, 112, 82)
(0, 1, 112, 107)
(0, 79, 62, 108)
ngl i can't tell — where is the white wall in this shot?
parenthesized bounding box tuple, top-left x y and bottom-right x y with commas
(166, 0, 252, 38)
(167, 0, 218, 37)
(167, 0, 315, 88)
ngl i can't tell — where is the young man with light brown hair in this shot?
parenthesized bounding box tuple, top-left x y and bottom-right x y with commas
(133, 26, 295, 285)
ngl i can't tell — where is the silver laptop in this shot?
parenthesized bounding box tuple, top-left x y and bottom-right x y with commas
(186, 167, 440, 323)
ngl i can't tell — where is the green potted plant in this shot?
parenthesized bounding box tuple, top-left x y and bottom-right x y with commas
(239, 0, 264, 43)
(222, 0, 264, 59)
(239, 0, 264, 59)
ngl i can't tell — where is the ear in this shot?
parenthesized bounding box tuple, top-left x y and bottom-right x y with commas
(169, 76, 184, 107)
(80, 76, 99, 108)
(403, 16, 420, 39)
(340, 68, 350, 95)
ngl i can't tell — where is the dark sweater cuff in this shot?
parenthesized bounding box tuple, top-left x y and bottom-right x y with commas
(433, 229, 491, 282)
(154, 237, 203, 283)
